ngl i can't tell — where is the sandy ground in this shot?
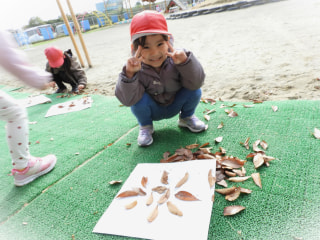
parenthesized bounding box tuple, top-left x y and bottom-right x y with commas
(1, 0, 320, 102)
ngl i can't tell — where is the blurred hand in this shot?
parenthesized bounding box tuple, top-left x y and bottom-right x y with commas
(166, 42, 187, 65)
(125, 45, 142, 79)
(78, 84, 85, 90)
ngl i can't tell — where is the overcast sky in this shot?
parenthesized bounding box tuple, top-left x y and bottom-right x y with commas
(0, 0, 105, 30)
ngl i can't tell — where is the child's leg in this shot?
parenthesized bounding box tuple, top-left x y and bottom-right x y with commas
(0, 91, 30, 169)
(0, 90, 57, 186)
(166, 88, 202, 118)
(131, 93, 167, 126)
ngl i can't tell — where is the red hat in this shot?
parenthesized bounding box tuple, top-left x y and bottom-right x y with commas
(130, 10, 171, 42)
(44, 46, 64, 68)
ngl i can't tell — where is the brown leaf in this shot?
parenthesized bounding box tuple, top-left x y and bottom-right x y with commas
(223, 205, 246, 216)
(175, 191, 200, 201)
(117, 190, 139, 198)
(146, 192, 153, 206)
(204, 114, 210, 121)
(161, 170, 169, 184)
(141, 176, 148, 188)
(199, 142, 210, 148)
(260, 140, 268, 150)
(197, 154, 215, 159)
(228, 176, 251, 182)
(152, 186, 167, 194)
(167, 201, 183, 216)
(215, 186, 237, 195)
(225, 187, 241, 201)
(158, 189, 170, 204)
(240, 187, 252, 194)
(132, 188, 147, 196)
(185, 144, 199, 150)
(217, 122, 224, 129)
(225, 109, 238, 117)
(216, 179, 228, 187)
(253, 153, 265, 169)
(253, 140, 264, 152)
(125, 200, 137, 209)
(225, 170, 237, 177)
(208, 169, 216, 188)
(109, 180, 122, 185)
(251, 172, 262, 188)
(175, 172, 189, 188)
(147, 205, 158, 222)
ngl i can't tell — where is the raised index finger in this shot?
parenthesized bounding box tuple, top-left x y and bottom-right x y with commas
(167, 41, 174, 53)
(135, 45, 142, 59)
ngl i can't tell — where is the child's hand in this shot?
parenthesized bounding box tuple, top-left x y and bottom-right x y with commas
(166, 42, 187, 65)
(125, 46, 142, 79)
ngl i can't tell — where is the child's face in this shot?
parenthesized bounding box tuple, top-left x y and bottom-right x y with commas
(140, 34, 168, 69)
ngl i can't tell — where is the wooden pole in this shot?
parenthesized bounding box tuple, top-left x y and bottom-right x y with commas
(128, 0, 133, 17)
(56, 0, 85, 68)
(66, 0, 92, 68)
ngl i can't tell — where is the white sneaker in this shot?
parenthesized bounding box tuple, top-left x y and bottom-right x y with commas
(178, 115, 208, 133)
(138, 125, 154, 147)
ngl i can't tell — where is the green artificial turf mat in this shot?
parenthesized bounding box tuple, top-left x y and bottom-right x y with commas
(0, 93, 137, 223)
(1, 98, 320, 239)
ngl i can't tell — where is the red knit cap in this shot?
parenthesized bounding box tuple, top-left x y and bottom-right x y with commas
(130, 10, 171, 42)
(44, 46, 64, 68)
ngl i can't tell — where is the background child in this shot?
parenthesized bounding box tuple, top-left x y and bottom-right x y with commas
(0, 29, 57, 186)
(115, 10, 207, 147)
(45, 46, 87, 94)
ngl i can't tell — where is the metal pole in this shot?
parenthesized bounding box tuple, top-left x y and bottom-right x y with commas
(56, 0, 85, 68)
(66, 0, 93, 68)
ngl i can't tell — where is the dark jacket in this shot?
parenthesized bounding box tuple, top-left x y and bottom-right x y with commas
(115, 50, 205, 106)
(45, 49, 87, 87)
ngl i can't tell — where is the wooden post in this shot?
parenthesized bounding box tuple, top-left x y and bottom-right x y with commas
(128, 0, 133, 17)
(66, 0, 93, 68)
(56, 0, 85, 68)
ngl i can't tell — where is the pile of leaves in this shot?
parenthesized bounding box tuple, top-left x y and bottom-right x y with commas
(159, 138, 276, 216)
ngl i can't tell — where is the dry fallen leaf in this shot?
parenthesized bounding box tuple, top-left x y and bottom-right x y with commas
(175, 191, 199, 201)
(199, 142, 210, 148)
(223, 205, 246, 216)
(146, 192, 153, 206)
(161, 170, 169, 185)
(208, 169, 216, 188)
(215, 186, 237, 195)
(217, 122, 224, 129)
(158, 189, 170, 204)
(225, 187, 241, 201)
(117, 190, 139, 198)
(272, 105, 278, 112)
(147, 205, 159, 222)
(260, 140, 268, 150)
(152, 186, 167, 194)
(215, 136, 223, 143)
(125, 200, 137, 210)
(251, 172, 262, 189)
(141, 176, 148, 188)
(216, 179, 228, 187)
(109, 180, 122, 185)
(204, 115, 210, 121)
(175, 172, 189, 188)
(253, 153, 265, 169)
(167, 201, 183, 216)
(228, 176, 251, 182)
(313, 128, 320, 139)
(185, 144, 199, 150)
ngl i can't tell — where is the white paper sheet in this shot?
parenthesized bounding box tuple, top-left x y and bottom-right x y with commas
(18, 95, 52, 108)
(45, 96, 92, 117)
(93, 160, 216, 240)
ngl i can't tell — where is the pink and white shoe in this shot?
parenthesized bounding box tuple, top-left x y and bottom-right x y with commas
(11, 155, 57, 186)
